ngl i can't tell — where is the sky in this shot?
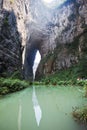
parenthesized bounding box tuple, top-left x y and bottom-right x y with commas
(33, 51, 41, 78)
(42, 0, 67, 8)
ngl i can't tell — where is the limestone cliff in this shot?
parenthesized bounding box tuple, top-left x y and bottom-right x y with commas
(0, 0, 22, 76)
(0, 0, 87, 80)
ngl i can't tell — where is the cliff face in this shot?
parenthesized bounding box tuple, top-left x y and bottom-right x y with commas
(0, 0, 87, 79)
(0, 0, 22, 76)
(28, 0, 87, 79)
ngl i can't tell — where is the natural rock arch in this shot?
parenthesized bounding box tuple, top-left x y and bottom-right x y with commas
(1, 0, 87, 80)
(23, 32, 45, 81)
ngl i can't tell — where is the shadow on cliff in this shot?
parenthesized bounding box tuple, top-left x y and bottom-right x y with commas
(0, 8, 22, 77)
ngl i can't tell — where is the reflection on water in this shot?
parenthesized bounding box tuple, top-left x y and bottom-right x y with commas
(0, 86, 87, 130)
(32, 86, 42, 126)
(18, 99, 22, 130)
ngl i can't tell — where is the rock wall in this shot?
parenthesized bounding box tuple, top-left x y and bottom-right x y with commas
(0, 0, 87, 80)
(0, 0, 22, 76)
(35, 0, 87, 78)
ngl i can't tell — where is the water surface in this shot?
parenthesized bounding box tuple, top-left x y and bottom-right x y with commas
(0, 85, 87, 130)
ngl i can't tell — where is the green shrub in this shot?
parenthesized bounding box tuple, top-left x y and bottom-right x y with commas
(84, 85, 87, 97)
(72, 106, 87, 124)
(76, 80, 86, 86)
(0, 78, 29, 95)
(33, 81, 44, 85)
(41, 66, 78, 85)
(0, 87, 9, 95)
(41, 65, 87, 87)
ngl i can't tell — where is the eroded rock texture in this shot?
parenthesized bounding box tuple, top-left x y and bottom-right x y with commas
(0, 0, 87, 80)
(0, 0, 22, 76)
(27, 0, 87, 79)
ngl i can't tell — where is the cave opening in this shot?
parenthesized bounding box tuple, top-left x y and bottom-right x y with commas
(23, 37, 42, 81)
(33, 50, 41, 80)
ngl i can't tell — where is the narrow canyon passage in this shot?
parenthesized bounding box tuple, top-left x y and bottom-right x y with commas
(0, 0, 87, 130)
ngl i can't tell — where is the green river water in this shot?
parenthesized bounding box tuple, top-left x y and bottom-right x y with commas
(0, 85, 87, 130)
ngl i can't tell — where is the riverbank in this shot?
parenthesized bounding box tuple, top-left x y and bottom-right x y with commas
(0, 70, 87, 125)
(0, 77, 29, 95)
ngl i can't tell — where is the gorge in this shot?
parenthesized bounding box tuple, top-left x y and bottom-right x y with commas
(0, 0, 87, 80)
(0, 0, 87, 129)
